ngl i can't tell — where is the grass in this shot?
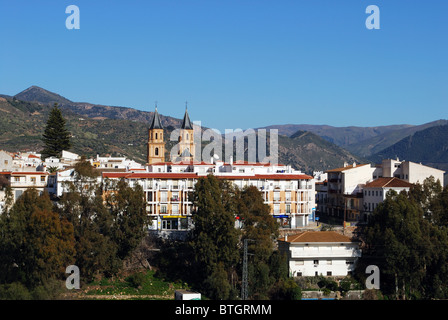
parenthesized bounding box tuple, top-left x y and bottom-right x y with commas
(81, 269, 189, 300)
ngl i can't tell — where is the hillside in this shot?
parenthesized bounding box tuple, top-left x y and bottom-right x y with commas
(346, 119, 448, 157)
(0, 87, 364, 172)
(260, 124, 414, 148)
(277, 130, 364, 173)
(369, 124, 448, 180)
(261, 120, 448, 159)
(14, 86, 182, 127)
(0, 97, 150, 163)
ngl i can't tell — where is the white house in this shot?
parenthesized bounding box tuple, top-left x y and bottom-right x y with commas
(377, 158, 445, 186)
(278, 231, 361, 277)
(363, 177, 413, 214)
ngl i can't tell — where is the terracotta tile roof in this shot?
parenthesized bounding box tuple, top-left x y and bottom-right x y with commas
(149, 161, 212, 166)
(364, 177, 413, 188)
(279, 231, 354, 243)
(215, 174, 312, 180)
(326, 163, 369, 173)
(102, 172, 313, 181)
(11, 172, 49, 175)
(102, 172, 199, 179)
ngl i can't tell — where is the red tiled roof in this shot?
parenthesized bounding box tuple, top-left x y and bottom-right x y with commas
(11, 172, 49, 175)
(102, 172, 199, 179)
(102, 172, 313, 180)
(149, 161, 213, 166)
(279, 231, 354, 243)
(128, 173, 199, 179)
(214, 174, 312, 180)
(364, 177, 413, 188)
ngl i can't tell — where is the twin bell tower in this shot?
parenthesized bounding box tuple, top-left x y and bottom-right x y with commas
(147, 104, 195, 165)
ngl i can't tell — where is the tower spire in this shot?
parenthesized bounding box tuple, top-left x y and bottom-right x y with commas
(149, 104, 163, 130)
(181, 102, 193, 130)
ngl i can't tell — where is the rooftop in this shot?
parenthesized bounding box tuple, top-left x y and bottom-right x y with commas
(279, 231, 354, 243)
(364, 177, 413, 188)
(326, 163, 369, 173)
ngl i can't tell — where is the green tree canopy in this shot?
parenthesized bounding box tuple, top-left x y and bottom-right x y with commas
(359, 184, 448, 300)
(41, 103, 71, 159)
(189, 175, 240, 299)
(0, 189, 75, 288)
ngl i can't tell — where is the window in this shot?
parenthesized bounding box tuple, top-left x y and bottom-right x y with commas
(172, 204, 179, 215)
(160, 205, 167, 214)
(162, 219, 178, 230)
(313, 260, 319, 265)
(286, 204, 291, 214)
(274, 192, 280, 201)
(274, 204, 280, 214)
(155, 147, 159, 156)
(171, 192, 179, 201)
(14, 177, 20, 182)
(4, 160, 8, 165)
(155, 132, 158, 139)
(327, 260, 332, 265)
(327, 271, 332, 276)
(30, 177, 36, 183)
(40, 176, 45, 182)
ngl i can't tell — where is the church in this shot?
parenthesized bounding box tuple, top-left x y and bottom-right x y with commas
(146, 105, 195, 165)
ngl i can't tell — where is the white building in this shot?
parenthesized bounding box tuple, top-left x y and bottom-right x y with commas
(0, 150, 14, 172)
(278, 231, 361, 277)
(103, 159, 316, 234)
(326, 162, 376, 221)
(363, 177, 413, 214)
(377, 158, 445, 185)
(8, 171, 49, 202)
(93, 154, 143, 171)
(323, 159, 445, 222)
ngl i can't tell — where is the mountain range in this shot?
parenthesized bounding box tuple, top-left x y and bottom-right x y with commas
(1, 86, 447, 178)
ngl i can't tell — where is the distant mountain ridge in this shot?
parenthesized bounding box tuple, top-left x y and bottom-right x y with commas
(13, 85, 182, 128)
(0, 86, 364, 172)
(369, 124, 448, 165)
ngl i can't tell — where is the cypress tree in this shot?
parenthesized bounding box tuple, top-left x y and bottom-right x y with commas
(41, 103, 71, 159)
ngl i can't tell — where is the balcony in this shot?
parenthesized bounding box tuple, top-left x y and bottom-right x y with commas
(290, 247, 361, 259)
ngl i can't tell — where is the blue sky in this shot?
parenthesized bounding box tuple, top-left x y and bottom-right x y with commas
(0, 0, 447, 132)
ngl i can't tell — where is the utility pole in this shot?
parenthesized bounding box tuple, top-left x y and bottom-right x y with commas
(241, 239, 248, 300)
(241, 239, 254, 300)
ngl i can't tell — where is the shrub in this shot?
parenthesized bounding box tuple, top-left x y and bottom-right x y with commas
(126, 272, 146, 289)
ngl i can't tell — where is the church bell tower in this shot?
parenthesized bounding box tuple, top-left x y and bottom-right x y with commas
(147, 105, 165, 165)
